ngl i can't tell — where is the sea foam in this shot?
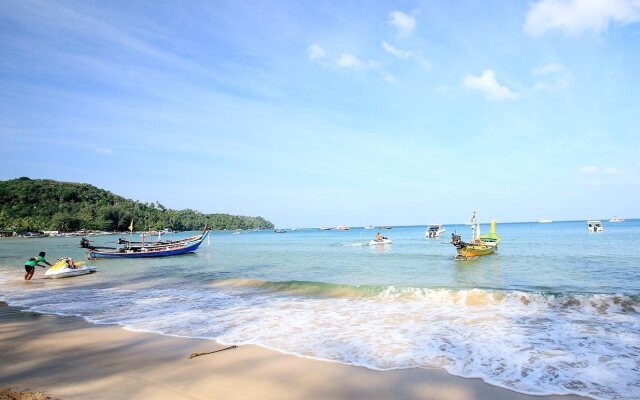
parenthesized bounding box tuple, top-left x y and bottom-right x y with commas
(0, 276, 638, 400)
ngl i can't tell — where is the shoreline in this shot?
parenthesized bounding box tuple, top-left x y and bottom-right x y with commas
(0, 302, 589, 400)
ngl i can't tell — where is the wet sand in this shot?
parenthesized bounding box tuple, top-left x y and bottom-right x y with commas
(0, 303, 589, 399)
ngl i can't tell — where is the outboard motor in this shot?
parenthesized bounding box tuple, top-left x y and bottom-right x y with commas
(450, 233, 465, 249)
(80, 237, 90, 248)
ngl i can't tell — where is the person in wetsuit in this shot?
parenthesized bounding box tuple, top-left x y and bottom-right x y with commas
(24, 251, 53, 280)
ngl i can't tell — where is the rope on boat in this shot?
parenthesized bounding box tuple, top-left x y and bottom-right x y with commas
(188, 345, 237, 359)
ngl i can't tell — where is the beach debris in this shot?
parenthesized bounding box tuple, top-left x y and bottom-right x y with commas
(188, 345, 237, 359)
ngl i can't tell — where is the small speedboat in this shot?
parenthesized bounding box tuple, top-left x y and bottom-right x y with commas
(425, 224, 445, 238)
(587, 220, 603, 232)
(45, 258, 98, 279)
(367, 238, 392, 246)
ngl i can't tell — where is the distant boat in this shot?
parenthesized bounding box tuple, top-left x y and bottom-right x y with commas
(451, 211, 499, 259)
(538, 219, 553, 223)
(587, 220, 603, 232)
(21, 231, 48, 238)
(274, 229, 287, 233)
(336, 226, 350, 231)
(378, 226, 393, 230)
(291, 227, 298, 231)
(319, 226, 332, 231)
(425, 224, 445, 238)
(364, 225, 374, 230)
(609, 217, 625, 223)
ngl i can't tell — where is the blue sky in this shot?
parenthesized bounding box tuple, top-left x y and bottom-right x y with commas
(1, 0, 639, 227)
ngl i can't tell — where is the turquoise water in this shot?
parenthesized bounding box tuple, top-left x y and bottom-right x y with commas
(1, 221, 639, 399)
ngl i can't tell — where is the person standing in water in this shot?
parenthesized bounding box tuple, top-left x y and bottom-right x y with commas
(24, 251, 53, 280)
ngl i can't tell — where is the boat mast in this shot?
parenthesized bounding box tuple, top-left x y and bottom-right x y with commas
(470, 210, 480, 241)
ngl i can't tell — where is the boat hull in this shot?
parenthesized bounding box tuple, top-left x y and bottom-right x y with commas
(367, 239, 392, 246)
(46, 266, 97, 278)
(45, 260, 98, 278)
(456, 245, 496, 258)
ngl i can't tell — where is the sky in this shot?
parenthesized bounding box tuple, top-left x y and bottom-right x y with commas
(1, 0, 639, 227)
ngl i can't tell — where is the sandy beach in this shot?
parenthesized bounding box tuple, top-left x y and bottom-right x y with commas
(0, 302, 589, 400)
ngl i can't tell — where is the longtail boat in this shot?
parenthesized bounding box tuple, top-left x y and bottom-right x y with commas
(450, 211, 500, 259)
(115, 232, 204, 248)
(87, 230, 209, 259)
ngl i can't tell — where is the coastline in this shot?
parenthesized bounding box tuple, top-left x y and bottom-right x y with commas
(0, 302, 589, 400)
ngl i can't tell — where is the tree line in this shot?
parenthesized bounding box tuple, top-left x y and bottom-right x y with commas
(0, 178, 274, 232)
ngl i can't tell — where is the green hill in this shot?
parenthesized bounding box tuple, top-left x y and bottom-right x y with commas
(0, 177, 274, 232)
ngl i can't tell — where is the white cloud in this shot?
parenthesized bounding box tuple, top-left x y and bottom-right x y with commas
(382, 41, 412, 59)
(95, 147, 113, 155)
(382, 41, 431, 69)
(532, 62, 572, 91)
(579, 165, 624, 174)
(337, 53, 363, 68)
(308, 44, 326, 60)
(579, 165, 600, 173)
(581, 180, 605, 186)
(524, 0, 640, 36)
(381, 72, 397, 83)
(388, 11, 416, 36)
(463, 70, 518, 100)
(533, 62, 565, 75)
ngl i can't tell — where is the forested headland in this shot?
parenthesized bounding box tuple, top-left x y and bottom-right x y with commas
(0, 177, 274, 232)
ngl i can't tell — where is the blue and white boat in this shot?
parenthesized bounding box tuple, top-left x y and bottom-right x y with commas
(88, 231, 209, 258)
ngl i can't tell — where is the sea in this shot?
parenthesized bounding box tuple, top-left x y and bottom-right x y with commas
(0, 220, 639, 400)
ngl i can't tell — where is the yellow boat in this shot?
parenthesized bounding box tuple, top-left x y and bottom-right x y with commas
(451, 213, 500, 259)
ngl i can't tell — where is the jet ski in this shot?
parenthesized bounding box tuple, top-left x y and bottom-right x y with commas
(44, 258, 98, 279)
(367, 238, 392, 246)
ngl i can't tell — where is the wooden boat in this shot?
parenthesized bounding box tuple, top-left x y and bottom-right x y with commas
(87, 231, 209, 258)
(115, 231, 204, 247)
(451, 212, 499, 259)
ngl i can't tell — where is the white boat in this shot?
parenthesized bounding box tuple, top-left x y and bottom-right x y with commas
(367, 238, 392, 246)
(319, 226, 332, 231)
(364, 225, 374, 230)
(609, 217, 625, 223)
(336, 226, 350, 231)
(44, 258, 97, 279)
(425, 224, 445, 238)
(587, 220, 603, 232)
(538, 219, 553, 223)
